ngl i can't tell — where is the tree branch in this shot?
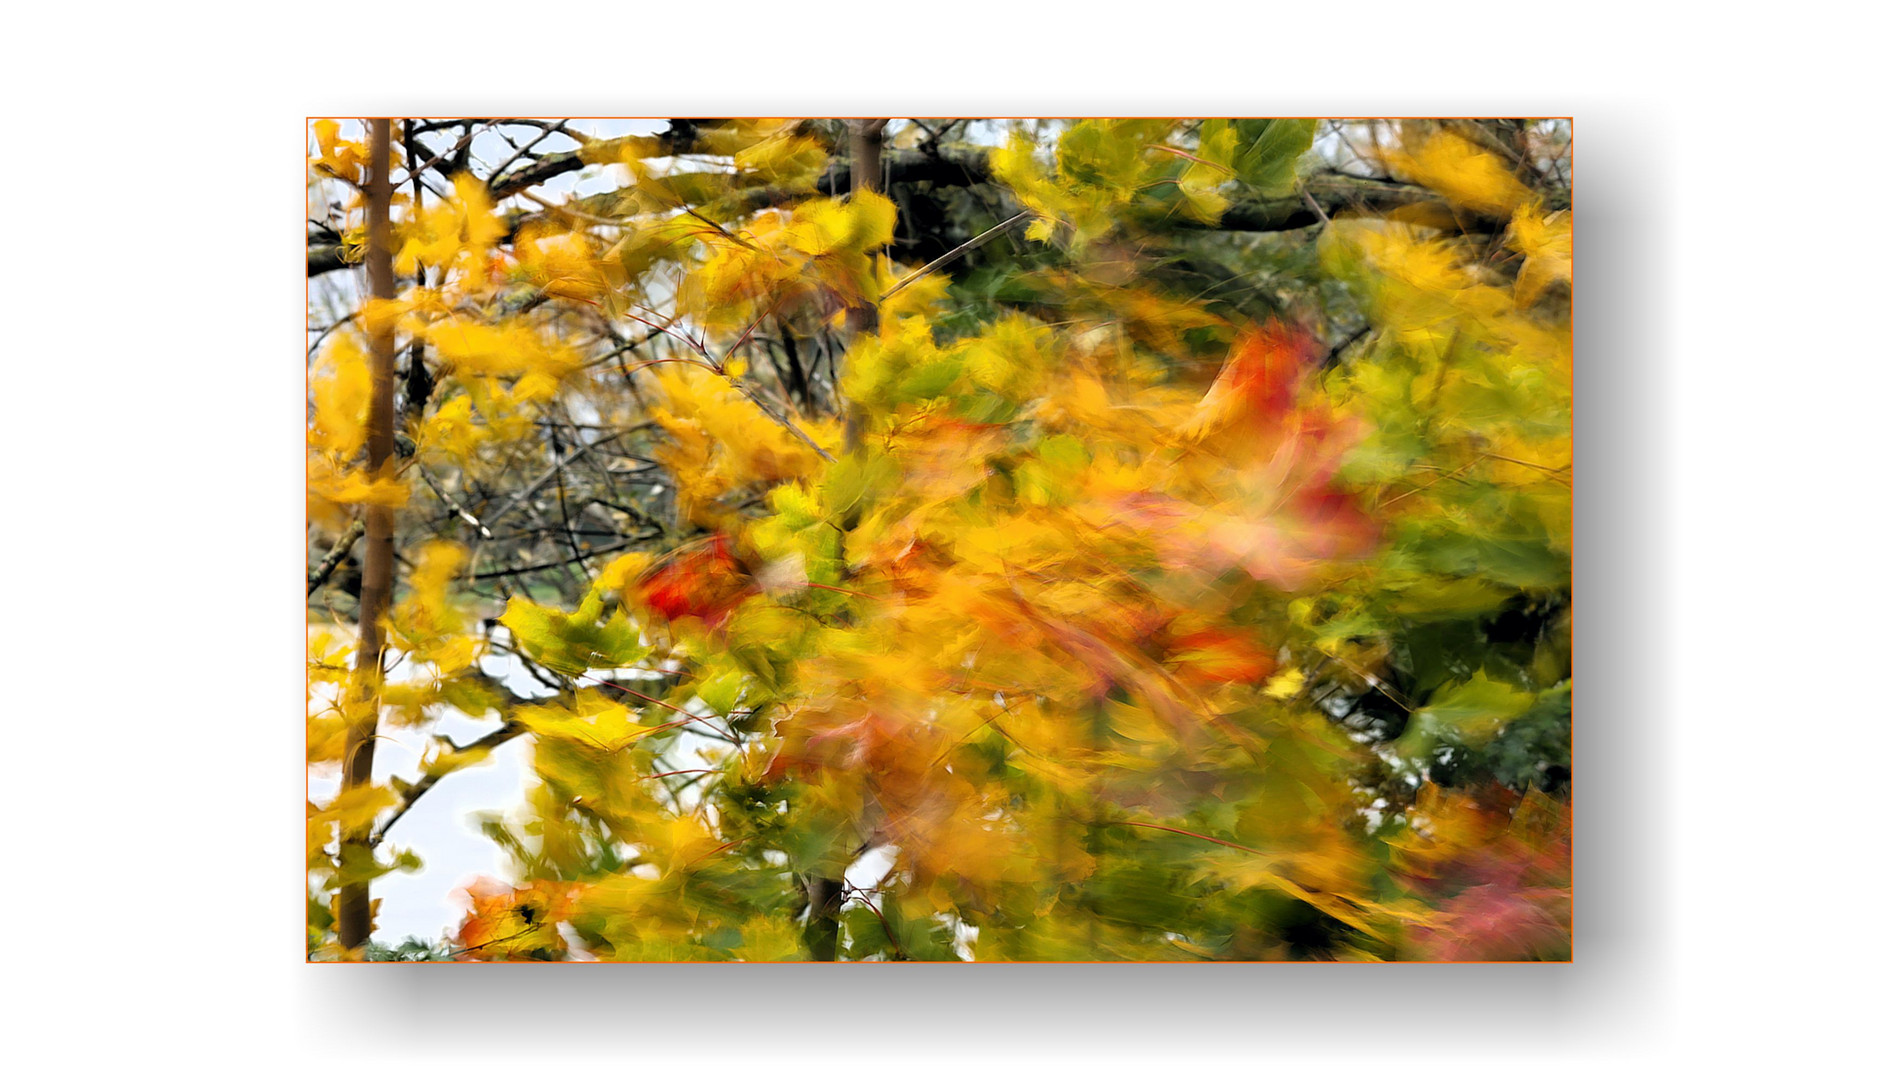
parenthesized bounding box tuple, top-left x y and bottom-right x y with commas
(309, 242, 349, 277)
(308, 519, 366, 596)
(489, 119, 745, 198)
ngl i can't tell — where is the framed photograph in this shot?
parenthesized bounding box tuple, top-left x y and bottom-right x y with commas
(307, 118, 1572, 962)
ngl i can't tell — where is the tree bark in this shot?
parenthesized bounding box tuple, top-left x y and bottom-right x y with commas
(796, 118, 893, 963)
(336, 118, 400, 954)
(839, 119, 887, 457)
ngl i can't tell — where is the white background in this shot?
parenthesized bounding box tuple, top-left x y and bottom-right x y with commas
(2, 0, 1877, 1074)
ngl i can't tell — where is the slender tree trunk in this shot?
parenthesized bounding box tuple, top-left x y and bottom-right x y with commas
(839, 118, 887, 457)
(802, 118, 892, 962)
(337, 118, 400, 954)
(849, 120, 885, 207)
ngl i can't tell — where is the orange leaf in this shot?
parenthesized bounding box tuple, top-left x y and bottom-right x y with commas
(1188, 318, 1321, 436)
(1168, 628, 1276, 684)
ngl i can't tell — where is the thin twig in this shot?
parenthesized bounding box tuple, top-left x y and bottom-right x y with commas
(469, 536, 650, 579)
(514, 188, 624, 227)
(417, 466, 493, 539)
(480, 431, 626, 532)
(584, 675, 735, 741)
(880, 211, 1030, 302)
(682, 205, 759, 251)
(842, 884, 906, 959)
(1377, 455, 1487, 510)
(1480, 452, 1573, 483)
(1325, 655, 1417, 713)
(1115, 821, 1268, 856)
(487, 121, 571, 191)
(307, 312, 358, 358)
(404, 122, 497, 184)
(1299, 181, 1331, 226)
(1149, 144, 1235, 175)
(729, 378, 836, 462)
(583, 327, 668, 370)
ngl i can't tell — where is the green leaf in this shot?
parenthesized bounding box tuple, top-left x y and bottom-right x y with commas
(1057, 120, 1158, 192)
(822, 449, 900, 517)
(500, 595, 650, 676)
(894, 354, 965, 402)
(1231, 119, 1316, 195)
(1415, 671, 1537, 747)
(696, 667, 746, 717)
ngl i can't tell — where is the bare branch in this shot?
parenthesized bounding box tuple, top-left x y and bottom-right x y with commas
(308, 519, 366, 596)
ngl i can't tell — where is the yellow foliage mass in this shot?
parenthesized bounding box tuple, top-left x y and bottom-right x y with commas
(1389, 129, 1533, 218)
(1507, 202, 1573, 307)
(649, 367, 837, 527)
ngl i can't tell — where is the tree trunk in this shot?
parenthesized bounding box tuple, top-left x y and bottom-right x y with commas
(839, 119, 887, 457)
(336, 118, 400, 954)
(799, 118, 892, 962)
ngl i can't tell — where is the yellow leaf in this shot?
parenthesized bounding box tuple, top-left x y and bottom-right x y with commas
(734, 133, 830, 190)
(418, 635, 479, 675)
(729, 914, 805, 961)
(578, 133, 669, 166)
(788, 191, 896, 256)
(1390, 130, 1532, 218)
(846, 189, 897, 250)
(1507, 202, 1573, 307)
(593, 552, 654, 595)
(309, 119, 368, 184)
(393, 174, 506, 283)
(425, 320, 584, 386)
(392, 541, 470, 656)
(308, 336, 371, 456)
(1262, 667, 1306, 699)
(307, 458, 410, 509)
(514, 226, 611, 304)
(649, 813, 725, 872)
(515, 692, 652, 753)
(416, 394, 483, 461)
(881, 269, 951, 324)
(421, 739, 495, 778)
(319, 784, 398, 835)
(649, 367, 836, 526)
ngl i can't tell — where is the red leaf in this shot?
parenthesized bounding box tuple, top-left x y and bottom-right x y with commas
(1194, 318, 1322, 430)
(1409, 885, 1571, 961)
(636, 535, 755, 626)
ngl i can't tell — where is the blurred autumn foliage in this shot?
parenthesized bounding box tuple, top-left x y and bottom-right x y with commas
(308, 118, 1571, 961)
